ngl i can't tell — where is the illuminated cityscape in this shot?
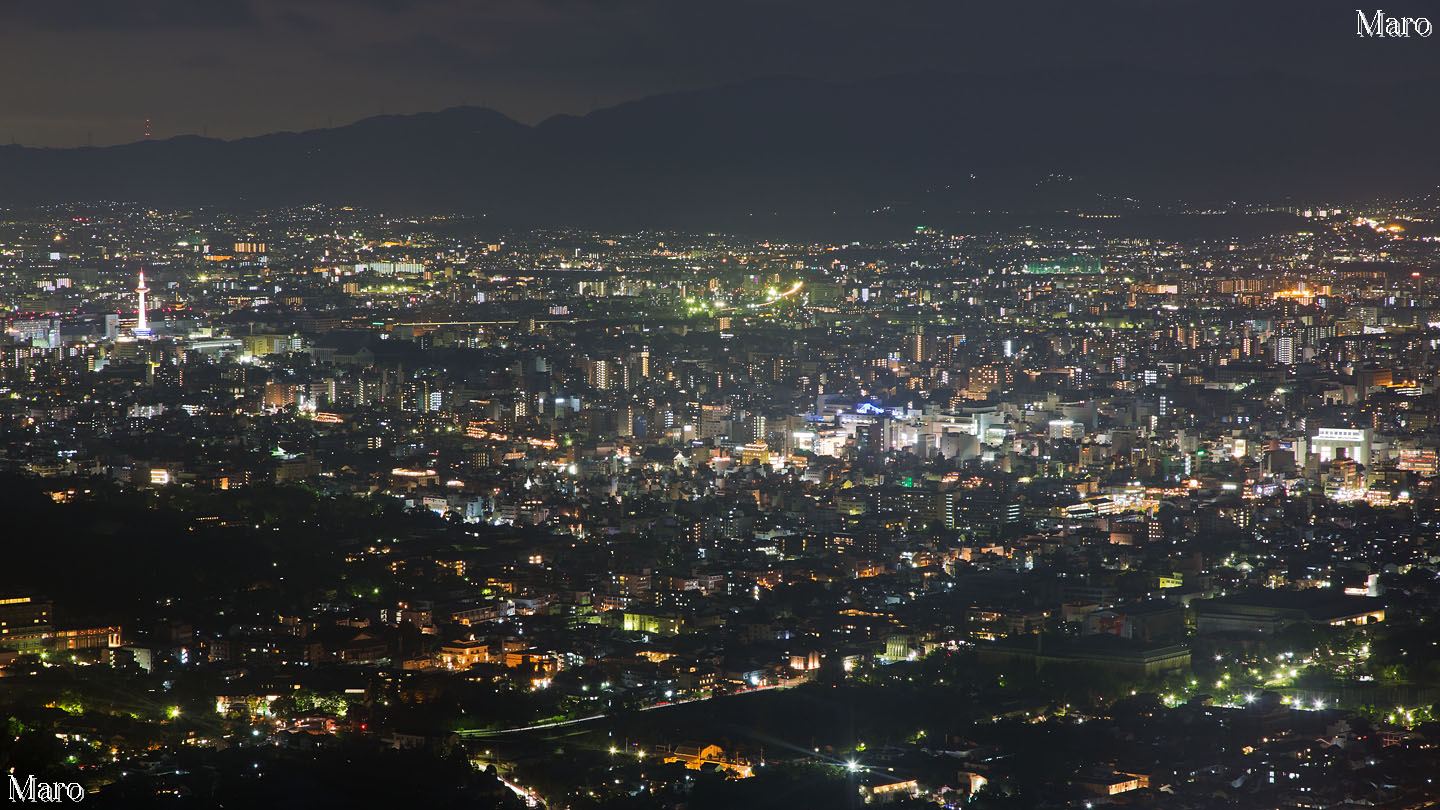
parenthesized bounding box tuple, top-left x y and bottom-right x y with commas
(5, 2, 1440, 809)
(0, 200, 1438, 807)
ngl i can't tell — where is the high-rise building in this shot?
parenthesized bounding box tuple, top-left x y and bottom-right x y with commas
(587, 359, 615, 391)
(699, 404, 728, 440)
(1274, 334, 1296, 366)
(906, 325, 928, 363)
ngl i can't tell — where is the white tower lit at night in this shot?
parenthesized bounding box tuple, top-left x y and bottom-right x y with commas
(134, 269, 152, 338)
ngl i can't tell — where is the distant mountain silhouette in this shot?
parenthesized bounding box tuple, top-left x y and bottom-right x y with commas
(0, 71, 1432, 228)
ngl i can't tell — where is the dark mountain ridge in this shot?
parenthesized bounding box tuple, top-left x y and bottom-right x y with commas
(0, 71, 1431, 229)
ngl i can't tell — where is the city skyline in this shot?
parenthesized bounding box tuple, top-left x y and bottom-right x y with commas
(3, 197, 1440, 807)
(6, 2, 1440, 808)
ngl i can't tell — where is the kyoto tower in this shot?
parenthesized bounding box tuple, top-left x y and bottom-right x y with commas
(134, 269, 152, 338)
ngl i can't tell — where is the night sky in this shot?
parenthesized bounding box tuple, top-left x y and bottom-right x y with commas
(1, 0, 1433, 147)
